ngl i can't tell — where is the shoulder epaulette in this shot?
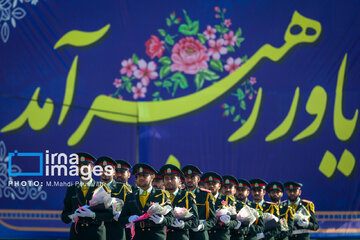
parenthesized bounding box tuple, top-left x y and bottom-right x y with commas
(301, 199, 313, 204)
(123, 184, 132, 193)
(186, 191, 196, 199)
(162, 190, 170, 198)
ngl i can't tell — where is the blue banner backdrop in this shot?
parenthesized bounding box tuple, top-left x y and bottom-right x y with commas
(0, 0, 359, 238)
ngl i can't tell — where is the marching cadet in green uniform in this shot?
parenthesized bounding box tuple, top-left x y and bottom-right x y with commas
(266, 182, 295, 240)
(203, 173, 239, 240)
(160, 164, 199, 240)
(152, 170, 165, 190)
(119, 163, 174, 240)
(284, 182, 318, 240)
(235, 179, 264, 240)
(114, 159, 135, 240)
(61, 153, 113, 240)
(96, 156, 132, 240)
(250, 179, 281, 240)
(182, 165, 217, 240)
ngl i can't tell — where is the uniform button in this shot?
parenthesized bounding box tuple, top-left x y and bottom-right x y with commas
(142, 229, 144, 231)
(148, 228, 150, 231)
(214, 230, 216, 233)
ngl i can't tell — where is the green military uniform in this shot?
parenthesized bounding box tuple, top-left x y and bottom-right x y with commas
(208, 175, 240, 240)
(259, 201, 281, 240)
(266, 181, 295, 240)
(61, 153, 113, 240)
(115, 159, 135, 240)
(284, 181, 318, 240)
(160, 164, 199, 240)
(276, 201, 295, 240)
(231, 201, 251, 240)
(244, 200, 265, 240)
(96, 156, 133, 240)
(182, 165, 217, 240)
(120, 163, 174, 240)
(209, 194, 239, 240)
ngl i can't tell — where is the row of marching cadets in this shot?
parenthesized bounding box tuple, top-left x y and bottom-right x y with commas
(61, 153, 319, 240)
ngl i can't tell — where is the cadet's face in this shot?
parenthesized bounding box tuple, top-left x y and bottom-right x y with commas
(268, 189, 283, 203)
(185, 175, 200, 190)
(100, 166, 114, 183)
(251, 188, 265, 202)
(223, 184, 236, 196)
(78, 163, 93, 179)
(152, 179, 164, 190)
(286, 189, 301, 201)
(115, 169, 131, 183)
(204, 181, 221, 194)
(136, 172, 154, 189)
(235, 187, 249, 201)
(164, 174, 180, 192)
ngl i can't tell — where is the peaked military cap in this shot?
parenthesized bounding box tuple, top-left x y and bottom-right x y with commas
(159, 164, 184, 177)
(95, 156, 117, 167)
(266, 181, 284, 192)
(132, 163, 156, 175)
(201, 172, 223, 183)
(182, 165, 203, 176)
(237, 179, 251, 189)
(284, 181, 303, 190)
(76, 152, 96, 165)
(115, 159, 132, 170)
(250, 178, 268, 189)
(222, 175, 239, 186)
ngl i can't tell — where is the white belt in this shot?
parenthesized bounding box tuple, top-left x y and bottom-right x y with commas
(292, 229, 310, 235)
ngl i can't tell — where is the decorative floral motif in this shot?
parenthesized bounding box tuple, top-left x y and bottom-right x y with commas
(0, 0, 39, 43)
(110, 7, 257, 126)
(0, 141, 47, 200)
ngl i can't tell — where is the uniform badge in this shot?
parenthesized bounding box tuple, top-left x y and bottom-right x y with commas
(290, 185, 293, 189)
(255, 183, 259, 187)
(139, 167, 143, 173)
(117, 164, 121, 168)
(239, 183, 243, 187)
(188, 170, 192, 174)
(80, 157, 85, 162)
(167, 168, 171, 173)
(104, 161, 107, 165)
(273, 184, 277, 189)
(209, 176, 213, 181)
(225, 179, 230, 184)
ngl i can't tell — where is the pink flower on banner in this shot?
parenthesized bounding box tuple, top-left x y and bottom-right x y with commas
(214, 6, 220, 12)
(145, 35, 165, 59)
(113, 78, 123, 88)
(208, 39, 228, 60)
(224, 19, 232, 27)
(134, 59, 158, 86)
(120, 59, 137, 77)
(132, 82, 147, 100)
(250, 77, 257, 85)
(203, 25, 217, 40)
(223, 31, 237, 46)
(224, 57, 242, 73)
(249, 94, 253, 100)
(171, 37, 209, 75)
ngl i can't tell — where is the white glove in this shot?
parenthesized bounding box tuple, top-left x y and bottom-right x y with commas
(192, 223, 204, 232)
(234, 220, 242, 230)
(171, 219, 185, 228)
(113, 211, 121, 221)
(128, 215, 139, 223)
(220, 215, 231, 224)
(150, 215, 164, 224)
(68, 212, 78, 223)
(76, 208, 95, 219)
(297, 219, 309, 228)
(257, 233, 264, 239)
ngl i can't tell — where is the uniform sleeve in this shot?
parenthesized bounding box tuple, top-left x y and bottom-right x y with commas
(306, 202, 319, 231)
(182, 193, 199, 229)
(249, 215, 265, 234)
(203, 193, 218, 230)
(94, 207, 114, 221)
(118, 194, 133, 225)
(61, 187, 73, 224)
